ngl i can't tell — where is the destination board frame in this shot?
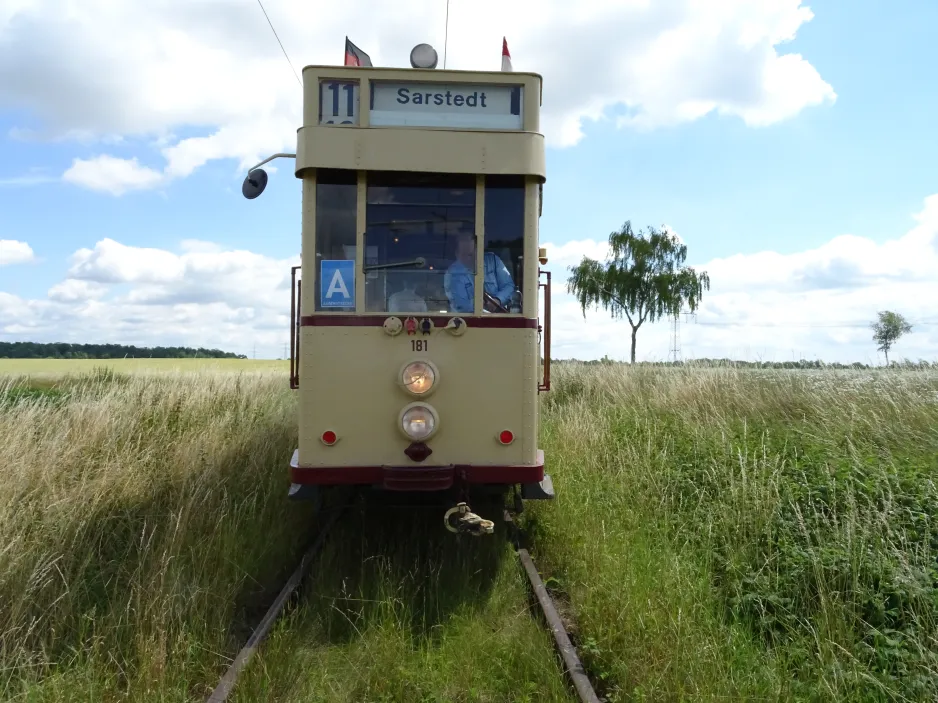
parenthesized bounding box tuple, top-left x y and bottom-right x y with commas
(301, 65, 543, 136)
(367, 80, 524, 130)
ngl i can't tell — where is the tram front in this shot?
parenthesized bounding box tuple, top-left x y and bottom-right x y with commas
(242, 43, 553, 526)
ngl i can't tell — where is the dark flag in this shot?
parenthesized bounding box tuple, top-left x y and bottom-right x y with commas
(344, 37, 373, 67)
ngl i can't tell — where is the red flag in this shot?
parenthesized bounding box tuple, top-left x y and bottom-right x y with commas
(344, 37, 373, 67)
(501, 37, 512, 72)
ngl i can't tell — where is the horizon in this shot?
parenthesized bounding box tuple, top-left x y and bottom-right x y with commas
(2, 339, 929, 368)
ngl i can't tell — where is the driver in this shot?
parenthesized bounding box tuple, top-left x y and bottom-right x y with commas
(443, 229, 515, 313)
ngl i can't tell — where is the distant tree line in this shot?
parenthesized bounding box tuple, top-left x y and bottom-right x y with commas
(0, 342, 247, 359)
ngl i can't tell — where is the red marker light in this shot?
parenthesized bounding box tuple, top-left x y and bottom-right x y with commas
(321, 430, 337, 445)
(498, 430, 514, 445)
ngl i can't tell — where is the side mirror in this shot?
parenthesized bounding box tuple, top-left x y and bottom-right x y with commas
(242, 168, 268, 199)
(538, 247, 548, 265)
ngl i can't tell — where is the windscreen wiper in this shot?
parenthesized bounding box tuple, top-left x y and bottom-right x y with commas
(363, 257, 427, 272)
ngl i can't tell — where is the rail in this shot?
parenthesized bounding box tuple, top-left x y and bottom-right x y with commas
(205, 498, 347, 702)
(289, 265, 301, 389)
(504, 510, 600, 703)
(538, 268, 551, 392)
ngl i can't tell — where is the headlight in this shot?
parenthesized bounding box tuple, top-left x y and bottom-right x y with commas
(401, 360, 436, 395)
(401, 404, 437, 440)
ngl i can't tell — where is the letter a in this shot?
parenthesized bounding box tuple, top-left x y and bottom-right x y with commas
(326, 268, 350, 299)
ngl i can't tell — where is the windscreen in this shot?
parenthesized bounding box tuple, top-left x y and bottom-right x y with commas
(364, 172, 477, 314)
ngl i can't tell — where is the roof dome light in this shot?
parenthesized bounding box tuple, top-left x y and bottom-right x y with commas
(410, 43, 438, 69)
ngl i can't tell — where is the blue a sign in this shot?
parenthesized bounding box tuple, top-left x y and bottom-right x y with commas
(320, 260, 355, 308)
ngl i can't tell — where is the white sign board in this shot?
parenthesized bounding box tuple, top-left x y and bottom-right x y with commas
(319, 79, 360, 125)
(369, 82, 523, 130)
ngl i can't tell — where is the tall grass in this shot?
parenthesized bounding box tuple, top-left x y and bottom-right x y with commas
(0, 368, 573, 702)
(0, 368, 318, 701)
(6, 362, 936, 701)
(530, 363, 938, 701)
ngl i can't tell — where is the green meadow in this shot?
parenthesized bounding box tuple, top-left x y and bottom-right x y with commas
(1, 361, 935, 701)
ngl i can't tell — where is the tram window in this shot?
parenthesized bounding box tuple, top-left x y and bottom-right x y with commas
(484, 175, 525, 314)
(315, 169, 357, 311)
(364, 172, 477, 314)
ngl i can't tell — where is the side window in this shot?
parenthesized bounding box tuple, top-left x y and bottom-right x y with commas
(364, 171, 477, 314)
(484, 175, 525, 313)
(315, 169, 357, 311)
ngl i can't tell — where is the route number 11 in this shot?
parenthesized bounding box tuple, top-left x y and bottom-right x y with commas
(319, 80, 359, 125)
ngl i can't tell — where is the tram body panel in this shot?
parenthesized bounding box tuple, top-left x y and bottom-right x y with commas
(295, 325, 538, 469)
(296, 126, 545, 181)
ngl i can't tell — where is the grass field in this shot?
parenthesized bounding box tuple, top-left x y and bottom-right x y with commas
(0, 366, 313, 701)
(529, 363, 938, 701)
(0, 366, 571, 702)
(1, 361, 936, 701)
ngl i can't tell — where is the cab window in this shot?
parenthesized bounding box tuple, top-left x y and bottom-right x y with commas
(483, 175, 525, 314)
(314, 168, 357, 311)
(364, 171, 476, 314)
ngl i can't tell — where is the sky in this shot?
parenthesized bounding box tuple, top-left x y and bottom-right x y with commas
(1, 0, 936, 364)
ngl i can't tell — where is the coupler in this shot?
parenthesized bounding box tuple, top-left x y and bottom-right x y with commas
(443, 502, 494, 536)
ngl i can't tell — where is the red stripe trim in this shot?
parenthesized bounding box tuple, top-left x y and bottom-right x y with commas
(290, 450, 545, 489)
(290, 465, 545, 487)
(300, 314, 537, 329)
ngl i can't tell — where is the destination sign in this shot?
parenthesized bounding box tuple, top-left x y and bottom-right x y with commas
(369, 81, 523, 130)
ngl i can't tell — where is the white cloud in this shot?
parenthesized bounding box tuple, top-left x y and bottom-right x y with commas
(701, 194, 938, 297)
(67, 238, 184, 284)
(0, 239, 35, 266)
(47, 278, 107, 302)
(62, 238, 296, 311)
(61, 155, 164, 196)
(1, 0, 834, 193)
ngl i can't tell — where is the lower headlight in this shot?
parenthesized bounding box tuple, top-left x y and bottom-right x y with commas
(401, 404, 437, 440)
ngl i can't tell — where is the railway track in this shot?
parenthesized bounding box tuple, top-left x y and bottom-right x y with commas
(205, 499, 350, 703)
(503, 510, 601, 703)
(205, 497, 602, 703)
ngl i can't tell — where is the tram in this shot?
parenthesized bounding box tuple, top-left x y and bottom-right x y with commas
(241, 42, 553, 534)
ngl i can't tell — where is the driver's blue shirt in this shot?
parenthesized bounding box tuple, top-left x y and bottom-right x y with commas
(444, 252, 515, 313)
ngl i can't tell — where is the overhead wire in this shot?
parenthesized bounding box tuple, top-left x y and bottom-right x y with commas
(255, 0, 302, 87)
(443, 0, 450, 69)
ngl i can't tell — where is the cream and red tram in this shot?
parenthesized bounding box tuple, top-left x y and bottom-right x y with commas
(242, 43, 553, 532)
